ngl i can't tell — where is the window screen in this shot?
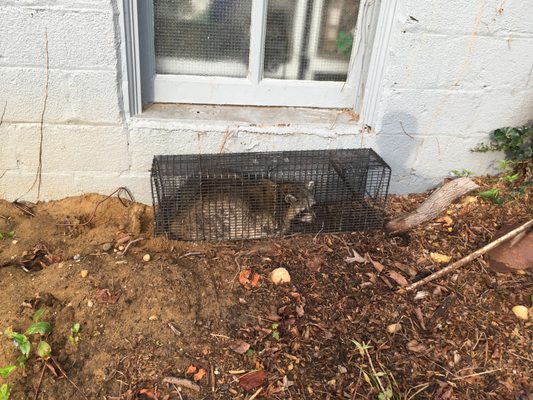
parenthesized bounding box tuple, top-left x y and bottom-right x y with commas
(154, 0, 252, 77)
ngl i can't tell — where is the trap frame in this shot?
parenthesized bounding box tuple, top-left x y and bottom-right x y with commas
(151, 149, 391, 241)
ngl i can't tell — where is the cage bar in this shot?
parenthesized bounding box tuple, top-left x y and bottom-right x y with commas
(151, 149, 391, 241)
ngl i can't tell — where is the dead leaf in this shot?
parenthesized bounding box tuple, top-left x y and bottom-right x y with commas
(296, 305, 305, 317)
(345, 249, 365, 264)
(186, 365, 197, 375)
(435, 216, 453, 226)
(407, 340, 426, 353)
(230, 340, 251, 354)
(365, 253, 384, 273)
(388, 271, 408, 287)
(95, 289, 120, 304)
(430, 252, 452, 264)
(138, 389, 158, 400)
(193, 368, 206, 382)
(414, 307, 426, 330)
(306, 255, 324, 271)
(239, 370, 267, 391)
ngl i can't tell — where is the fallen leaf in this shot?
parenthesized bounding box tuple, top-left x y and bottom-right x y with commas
(193, 368, 206, 382)
(306, 255, 324, 271)
(230, 340, 251, 354)
(365, 253, 384, 272)
(345, 249, 365, 264)
(138, 389, 158, 400)
(296, 305, 305, 317)
(186, 365, 197, 375)
(95, 289, 120, 304)
(430, 252, 452, 264)
(435, 216, 453, 226)
(239, 370, 267, 391)
(407, 340, 426, 353)
(388, 271, 408, 287)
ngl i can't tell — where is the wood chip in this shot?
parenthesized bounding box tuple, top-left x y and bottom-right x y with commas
(162, 377, 200, 393)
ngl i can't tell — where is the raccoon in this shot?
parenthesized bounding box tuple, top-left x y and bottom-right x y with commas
(168, 176, 315, 241)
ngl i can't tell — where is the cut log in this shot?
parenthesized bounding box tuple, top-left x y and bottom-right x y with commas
(386, 177, 479, 235)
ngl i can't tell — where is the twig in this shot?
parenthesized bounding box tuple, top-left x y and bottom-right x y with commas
(12, 201, 36, 217)
(56, 187, 134, 227)
(248, 387, 263, 400)
(33, 362, 47, 400)
(50, 357, 89, 400)
(451, 368, 500, 381)
(121, 237, 143, 255)
(404, 220, 532, 292)
(162, 377, 200, 393)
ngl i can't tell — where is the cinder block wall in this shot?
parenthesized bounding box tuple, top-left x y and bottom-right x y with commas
(1, 0, 532, 203)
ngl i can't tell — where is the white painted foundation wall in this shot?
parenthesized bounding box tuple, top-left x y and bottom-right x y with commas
(1, 0, 532, 204)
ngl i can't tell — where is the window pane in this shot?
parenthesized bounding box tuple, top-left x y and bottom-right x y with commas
(154, 0, 252, 77)
(264, 0, 360, 81)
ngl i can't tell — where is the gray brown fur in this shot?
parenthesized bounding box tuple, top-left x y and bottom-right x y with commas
(169, 176, 315, 241)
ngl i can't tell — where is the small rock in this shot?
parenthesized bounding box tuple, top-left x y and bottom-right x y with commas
(512, 305, 529, 321)
(118, 245, 125, 251)
(338, 365, 347, 374)
(387, 323, 402, 333)
(87, 300, 94, 308)
(143, 254, 151, 262)
(11, 239, 18, 245)
(57, 262, 64, 269)
(80, 270, 89, 278)
(149, 315, 158, 321)
(102, 243, 113, 252)
(270, 267, 291, 284)
(73, 254, 81, 262)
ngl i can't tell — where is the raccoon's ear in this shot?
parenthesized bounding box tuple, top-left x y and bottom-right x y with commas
(285, 194, 297, 204)
(306, 181, 315, 191)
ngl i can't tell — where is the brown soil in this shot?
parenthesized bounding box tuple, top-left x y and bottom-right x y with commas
(0, 179, 532, 400)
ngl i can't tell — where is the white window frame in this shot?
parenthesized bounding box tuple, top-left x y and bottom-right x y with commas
(120, 0, 398, 123)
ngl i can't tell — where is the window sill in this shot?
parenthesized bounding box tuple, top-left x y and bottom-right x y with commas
(128, 103, 361, 135)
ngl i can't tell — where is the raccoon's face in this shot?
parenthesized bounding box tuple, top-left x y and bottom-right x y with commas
(284, 181, 316, 223)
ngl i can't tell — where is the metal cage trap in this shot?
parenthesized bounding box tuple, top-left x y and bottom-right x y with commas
(151, 149, 391, 241)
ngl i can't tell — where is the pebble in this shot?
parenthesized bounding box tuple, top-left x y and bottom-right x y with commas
(143, 254, 151, 262)
(149, 315, 158, 321)
(387, 323, 402, 333)
(338, 365, 347, 374)
(87, 300, 94, 308)
(102, 243, 113, 252)
(270, 267, 291, 284)
(512, 305, 529, 321)
(80, 270, 89, 278)
(118, 245, 125, 251)
(73, 254, 81, 262)
(12, 239, 18, 244)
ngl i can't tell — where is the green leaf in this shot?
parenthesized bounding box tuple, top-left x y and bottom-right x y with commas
(271, 323, 279, 330)
(71, 323, 80, 334)
(0, 366, 16, 379)
(36, 341, 52, 359)
(33, 307, 46, 322)
(246, 348, 254, 358)
(16, 355, 27, 369)
(272, 331, 280, 341)
(0, 231, 14, 240)
(8, 333, 31, 358)
(25, 322, 52, 336)
(0, 384, 10, 400)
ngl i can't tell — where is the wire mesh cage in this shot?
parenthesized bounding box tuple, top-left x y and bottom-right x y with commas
(151, 149, 391, 241)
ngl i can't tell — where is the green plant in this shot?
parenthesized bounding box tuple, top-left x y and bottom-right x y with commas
(336, 31, 353, 56)
(450, 169, 475, 177)
(68, 323, 81, 347)
(0, 231, 14, 240)
(473, 125, 532, 161)
(271, 323, 280, 341)
(0, 383, 10, 400)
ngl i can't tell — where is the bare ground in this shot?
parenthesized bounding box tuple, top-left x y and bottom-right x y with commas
(0, 177, 531, 400)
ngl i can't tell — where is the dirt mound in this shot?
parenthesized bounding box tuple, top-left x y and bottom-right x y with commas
(0, 187, 532, 399)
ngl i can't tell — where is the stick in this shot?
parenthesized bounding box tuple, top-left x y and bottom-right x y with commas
(50, 357, 89, 400)
(162, 377, 200, 393)
(33, 362, 47, 400)
(404, 220, 532, 292)
(121, 237, 143, 255)
(386, 177, 479, 234)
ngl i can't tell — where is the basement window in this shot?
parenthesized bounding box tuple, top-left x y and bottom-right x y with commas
(123, 0, 395, 114)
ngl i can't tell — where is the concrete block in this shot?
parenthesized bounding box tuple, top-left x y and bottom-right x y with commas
(0, 171, 76, 202)
(74, 172, 152, 204)
(0, 68, 122, 123)
(0, 123, 129, 173)
(0, 6, 117, 69)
